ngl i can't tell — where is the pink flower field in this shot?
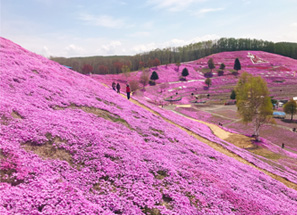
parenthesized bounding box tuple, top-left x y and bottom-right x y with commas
(94, 50, 297, 107)
(1, 37, 297, 214)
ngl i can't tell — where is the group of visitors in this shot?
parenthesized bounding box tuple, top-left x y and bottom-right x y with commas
(112, 82, 131, 100)
(112, 82, 121, 93)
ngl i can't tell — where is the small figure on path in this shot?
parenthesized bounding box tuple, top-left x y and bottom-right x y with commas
(112, 82, 116, 91)
(282, 143, 285, 149)
(126, 84, 131, 100)
(116, 83, 121, 93)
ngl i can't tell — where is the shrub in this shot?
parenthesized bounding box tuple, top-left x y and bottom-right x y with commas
(140, 69, 150, 89)
(179, 76, 187, 81)
(231, 70, 239, 76)
(219, 63, 226, 70)
(218, 70, 224, 76)
(205, 78, 212, 88)
(129, 80, 140, 92)
(204, 72, 213, 78)
(149, 80, 156, 86)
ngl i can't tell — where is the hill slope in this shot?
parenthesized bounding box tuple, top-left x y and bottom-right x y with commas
(94, 50, 297, 105)
(1, 37, 297, 214)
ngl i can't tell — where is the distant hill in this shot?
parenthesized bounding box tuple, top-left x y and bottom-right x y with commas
(93, 50, 297, 102)
(1, 37, 297, 214)
(50, 38, 297, 75)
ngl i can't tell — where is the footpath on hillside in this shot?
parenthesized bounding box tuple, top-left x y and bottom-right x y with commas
(101, 82, 297, 190)
(120, 94, 297, 191)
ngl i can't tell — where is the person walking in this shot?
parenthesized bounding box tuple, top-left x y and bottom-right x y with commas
(112, 82, 116, 91)
(126, 84, 131, 100)
(116, 83, 121, 93)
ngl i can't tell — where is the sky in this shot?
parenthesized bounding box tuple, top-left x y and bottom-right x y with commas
(1, 0, 297, 58)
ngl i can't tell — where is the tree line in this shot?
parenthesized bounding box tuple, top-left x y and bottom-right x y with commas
(50, 38, 297, 75)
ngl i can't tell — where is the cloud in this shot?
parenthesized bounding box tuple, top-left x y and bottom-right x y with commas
(142, 21, 154, 29)
(65, 44, 85, 56)
(5, 32, 220, 58)
(97, 41, 123, 55)
(132, 43, 158, 53)
(78, 14, 126, 28)
(128, 31, 151, 37)
(32, 0, 54, 6)
(40, 46, 51, 57)
(146, 0, 205, 12)
(132, 34, 220, 53)
(164, 38, 187, 47)
(12, 35, 126, 57)
(242, 0, 251, 5)
(61, 39, 125, 56)
(196, 7, 224, 16)
(164, 34, 220, 47)
(291, 22, 297, 27)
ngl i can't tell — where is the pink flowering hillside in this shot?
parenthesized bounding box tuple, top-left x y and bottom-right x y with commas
(1, 37, 297, 214)
(94, 50, 297, 105)
(190, 51, 297, 99)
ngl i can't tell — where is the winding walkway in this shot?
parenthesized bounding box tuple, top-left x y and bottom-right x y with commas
(102, 83, 297, 190)
(128, 96, 297, 191)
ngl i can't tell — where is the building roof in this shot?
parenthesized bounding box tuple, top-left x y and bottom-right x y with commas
(62, 65, 72, 69)
(273, 111, 286, 116)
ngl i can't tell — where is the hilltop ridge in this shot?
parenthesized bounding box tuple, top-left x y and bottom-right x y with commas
(1, 37, 297, 214)
(51, 38, 297, 74)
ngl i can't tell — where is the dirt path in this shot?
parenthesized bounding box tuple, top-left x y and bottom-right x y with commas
(101, 83, 297, 190)
(126, 96, 297, 191)
(172, 110, 254, 148)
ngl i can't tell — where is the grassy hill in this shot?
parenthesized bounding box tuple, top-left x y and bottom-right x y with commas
(1, 37, 297, 214)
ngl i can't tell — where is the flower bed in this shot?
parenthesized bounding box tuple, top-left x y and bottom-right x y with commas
(1, 37, 297, 214)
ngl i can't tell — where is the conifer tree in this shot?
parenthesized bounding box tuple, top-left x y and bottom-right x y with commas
(149, 71, 159, 86)
(182, 68, 189, 77)
(234, 58, 241, 71)
(150, 71, 159, 81)
(230, 90, 236, 100)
